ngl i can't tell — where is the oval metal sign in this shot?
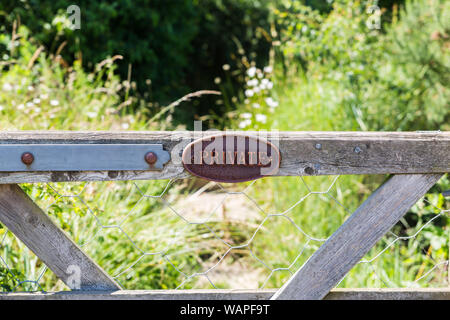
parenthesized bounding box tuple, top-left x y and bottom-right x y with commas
(182, 134, 281, 183)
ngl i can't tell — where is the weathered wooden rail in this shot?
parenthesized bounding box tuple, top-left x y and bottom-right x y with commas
(0, 131, 448, 300)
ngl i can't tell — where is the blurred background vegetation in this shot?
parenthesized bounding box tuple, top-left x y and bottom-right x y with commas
(0, 0, 449, 291)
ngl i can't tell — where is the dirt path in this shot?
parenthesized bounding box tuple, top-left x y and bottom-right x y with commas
(175, 189, 266, 289)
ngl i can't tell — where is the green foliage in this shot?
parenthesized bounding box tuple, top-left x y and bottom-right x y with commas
(362, 0, 450, 130)
(1, 0, 199, 104)
(184, 0, 272, 122)
(0, 23, 175, 130)
(0, 0, 272, 121)
(274, 0, 449, 131)
(0, 266, 20, 292)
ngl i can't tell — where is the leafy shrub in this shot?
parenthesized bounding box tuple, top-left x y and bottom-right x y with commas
(1, 0, 199, 104)
(183, 0, 272, 123)
(274, 0, 449, 131)
(362, 0, 450, 130)
(0, 21, 179, 130)
(0, 0, 272, 121)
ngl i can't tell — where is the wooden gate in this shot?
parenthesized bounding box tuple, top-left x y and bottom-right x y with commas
(0, 131, 448, 299)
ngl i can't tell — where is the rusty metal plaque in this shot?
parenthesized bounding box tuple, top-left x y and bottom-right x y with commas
(182, 134, 281, 183)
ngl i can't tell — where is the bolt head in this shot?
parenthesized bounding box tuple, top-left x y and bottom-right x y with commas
(145, 152, 157, 165)
(315, 143, 322, 150)
(354, 146, 362, 154)
(21, 152, 34, 165)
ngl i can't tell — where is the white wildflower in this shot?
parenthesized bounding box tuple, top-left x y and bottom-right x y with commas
(252, 103, 260, 109)
(17, 104, 25, 110)
(0, 105, 4, 111)
(263, 66, 273, 73)
(27, 86, 34, 91)
(260, 79, 270, 90)
(50, 99, 59, 106)
(222, 64, 230, 71)
(238, 119, 252, 128)
(26, 102, 34, 108)
(86, 112, 97, 118)
(214, 77, 221, 84)
(244, 89, 254, 97)
(247, 67, 257, 77)
(121, 123, 130, 129)
(255, 114, 267, 123)
(241, 113, 252, 119)
(40, 93, 49, 100)
(247, 79, 258, 87)
(33, 98, 41, 104)
(34, 107, 41, 113)
(262, 79, 273, 89)
(2, 83, 12, 91)
(265, 97, 279, 108)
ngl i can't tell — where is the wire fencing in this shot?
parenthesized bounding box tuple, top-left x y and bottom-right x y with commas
(0, 173, 448, 292)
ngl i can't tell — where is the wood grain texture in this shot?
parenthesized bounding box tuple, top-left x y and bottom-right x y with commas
(0, 184, 120, 290)
(271, 173, 443, 300)
(2, 288, 450, 300)
(0, 131, 448, 183)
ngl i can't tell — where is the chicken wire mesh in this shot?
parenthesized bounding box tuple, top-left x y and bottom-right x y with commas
(0, 173, 448, 292)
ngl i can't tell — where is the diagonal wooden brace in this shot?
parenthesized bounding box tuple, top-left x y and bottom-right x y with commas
(0, 184, 120, 291)
(272, 173, 443, 300)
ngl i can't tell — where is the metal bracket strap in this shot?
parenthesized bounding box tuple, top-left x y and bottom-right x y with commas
(0, 144, 170, 171)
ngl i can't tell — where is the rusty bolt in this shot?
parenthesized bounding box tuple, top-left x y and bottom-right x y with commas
(144, 152, 157, 165)
(21, 152, 34, 165)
